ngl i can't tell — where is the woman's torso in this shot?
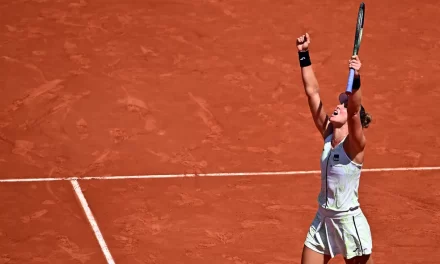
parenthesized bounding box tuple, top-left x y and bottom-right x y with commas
(318, 133, 363, 212)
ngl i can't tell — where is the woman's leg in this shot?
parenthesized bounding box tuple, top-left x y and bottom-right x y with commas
(301, 244, 332, 264)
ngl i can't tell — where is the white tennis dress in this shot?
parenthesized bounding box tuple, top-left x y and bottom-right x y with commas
(304, 133, 373, 259)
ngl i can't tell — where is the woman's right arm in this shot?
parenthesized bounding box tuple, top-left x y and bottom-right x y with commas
(296, 33, 331, 139)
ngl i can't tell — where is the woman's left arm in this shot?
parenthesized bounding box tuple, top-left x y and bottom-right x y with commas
(347, 55, 366, 153)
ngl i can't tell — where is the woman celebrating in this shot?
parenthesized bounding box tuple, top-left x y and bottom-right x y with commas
(296, 33, 374, 264)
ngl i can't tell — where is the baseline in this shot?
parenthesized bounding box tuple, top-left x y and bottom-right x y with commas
(1, 166, 440, 183)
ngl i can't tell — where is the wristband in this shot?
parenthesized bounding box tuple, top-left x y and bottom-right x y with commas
(352, 75, 361, 90)
(298, 50, 311, 67)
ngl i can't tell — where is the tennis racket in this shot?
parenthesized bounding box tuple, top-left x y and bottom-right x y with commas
(345, 2, 365, 94)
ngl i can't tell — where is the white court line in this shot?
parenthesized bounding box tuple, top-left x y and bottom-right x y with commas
(1, 166, 440, 183)
(71, 180, 115, 264)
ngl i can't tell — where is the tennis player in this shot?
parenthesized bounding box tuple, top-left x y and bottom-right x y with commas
(296, 33, 374, 264)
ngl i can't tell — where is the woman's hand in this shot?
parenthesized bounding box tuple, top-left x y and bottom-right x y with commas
(296, 33, 310, 52)
(349, 55, 362, 76)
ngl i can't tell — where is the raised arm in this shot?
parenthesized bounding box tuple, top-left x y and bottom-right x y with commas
(346, 55, 366, 155)
(296, 33, 331, 139)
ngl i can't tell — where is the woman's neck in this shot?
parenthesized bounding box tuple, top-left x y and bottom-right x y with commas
(332, 125, 348, 147)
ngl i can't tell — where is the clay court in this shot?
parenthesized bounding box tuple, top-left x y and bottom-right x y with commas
(1, 0, 440, 263)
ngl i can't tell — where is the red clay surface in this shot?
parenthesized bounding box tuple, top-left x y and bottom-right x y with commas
(1, 0, 440, 263)
(0, 181, 106, 264)
(2, 0, 440, 179)
(81, 171, 440, 264)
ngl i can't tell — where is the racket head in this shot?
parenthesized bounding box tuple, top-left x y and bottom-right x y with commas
(352, 2, 365, 55)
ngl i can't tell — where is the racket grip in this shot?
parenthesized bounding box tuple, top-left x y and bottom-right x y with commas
(345, 68, 355, 94)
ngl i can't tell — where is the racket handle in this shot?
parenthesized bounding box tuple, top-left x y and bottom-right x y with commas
(345, 68, 355, 94)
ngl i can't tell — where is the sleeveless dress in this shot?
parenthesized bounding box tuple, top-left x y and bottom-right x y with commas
(304, 133, 373, 259)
